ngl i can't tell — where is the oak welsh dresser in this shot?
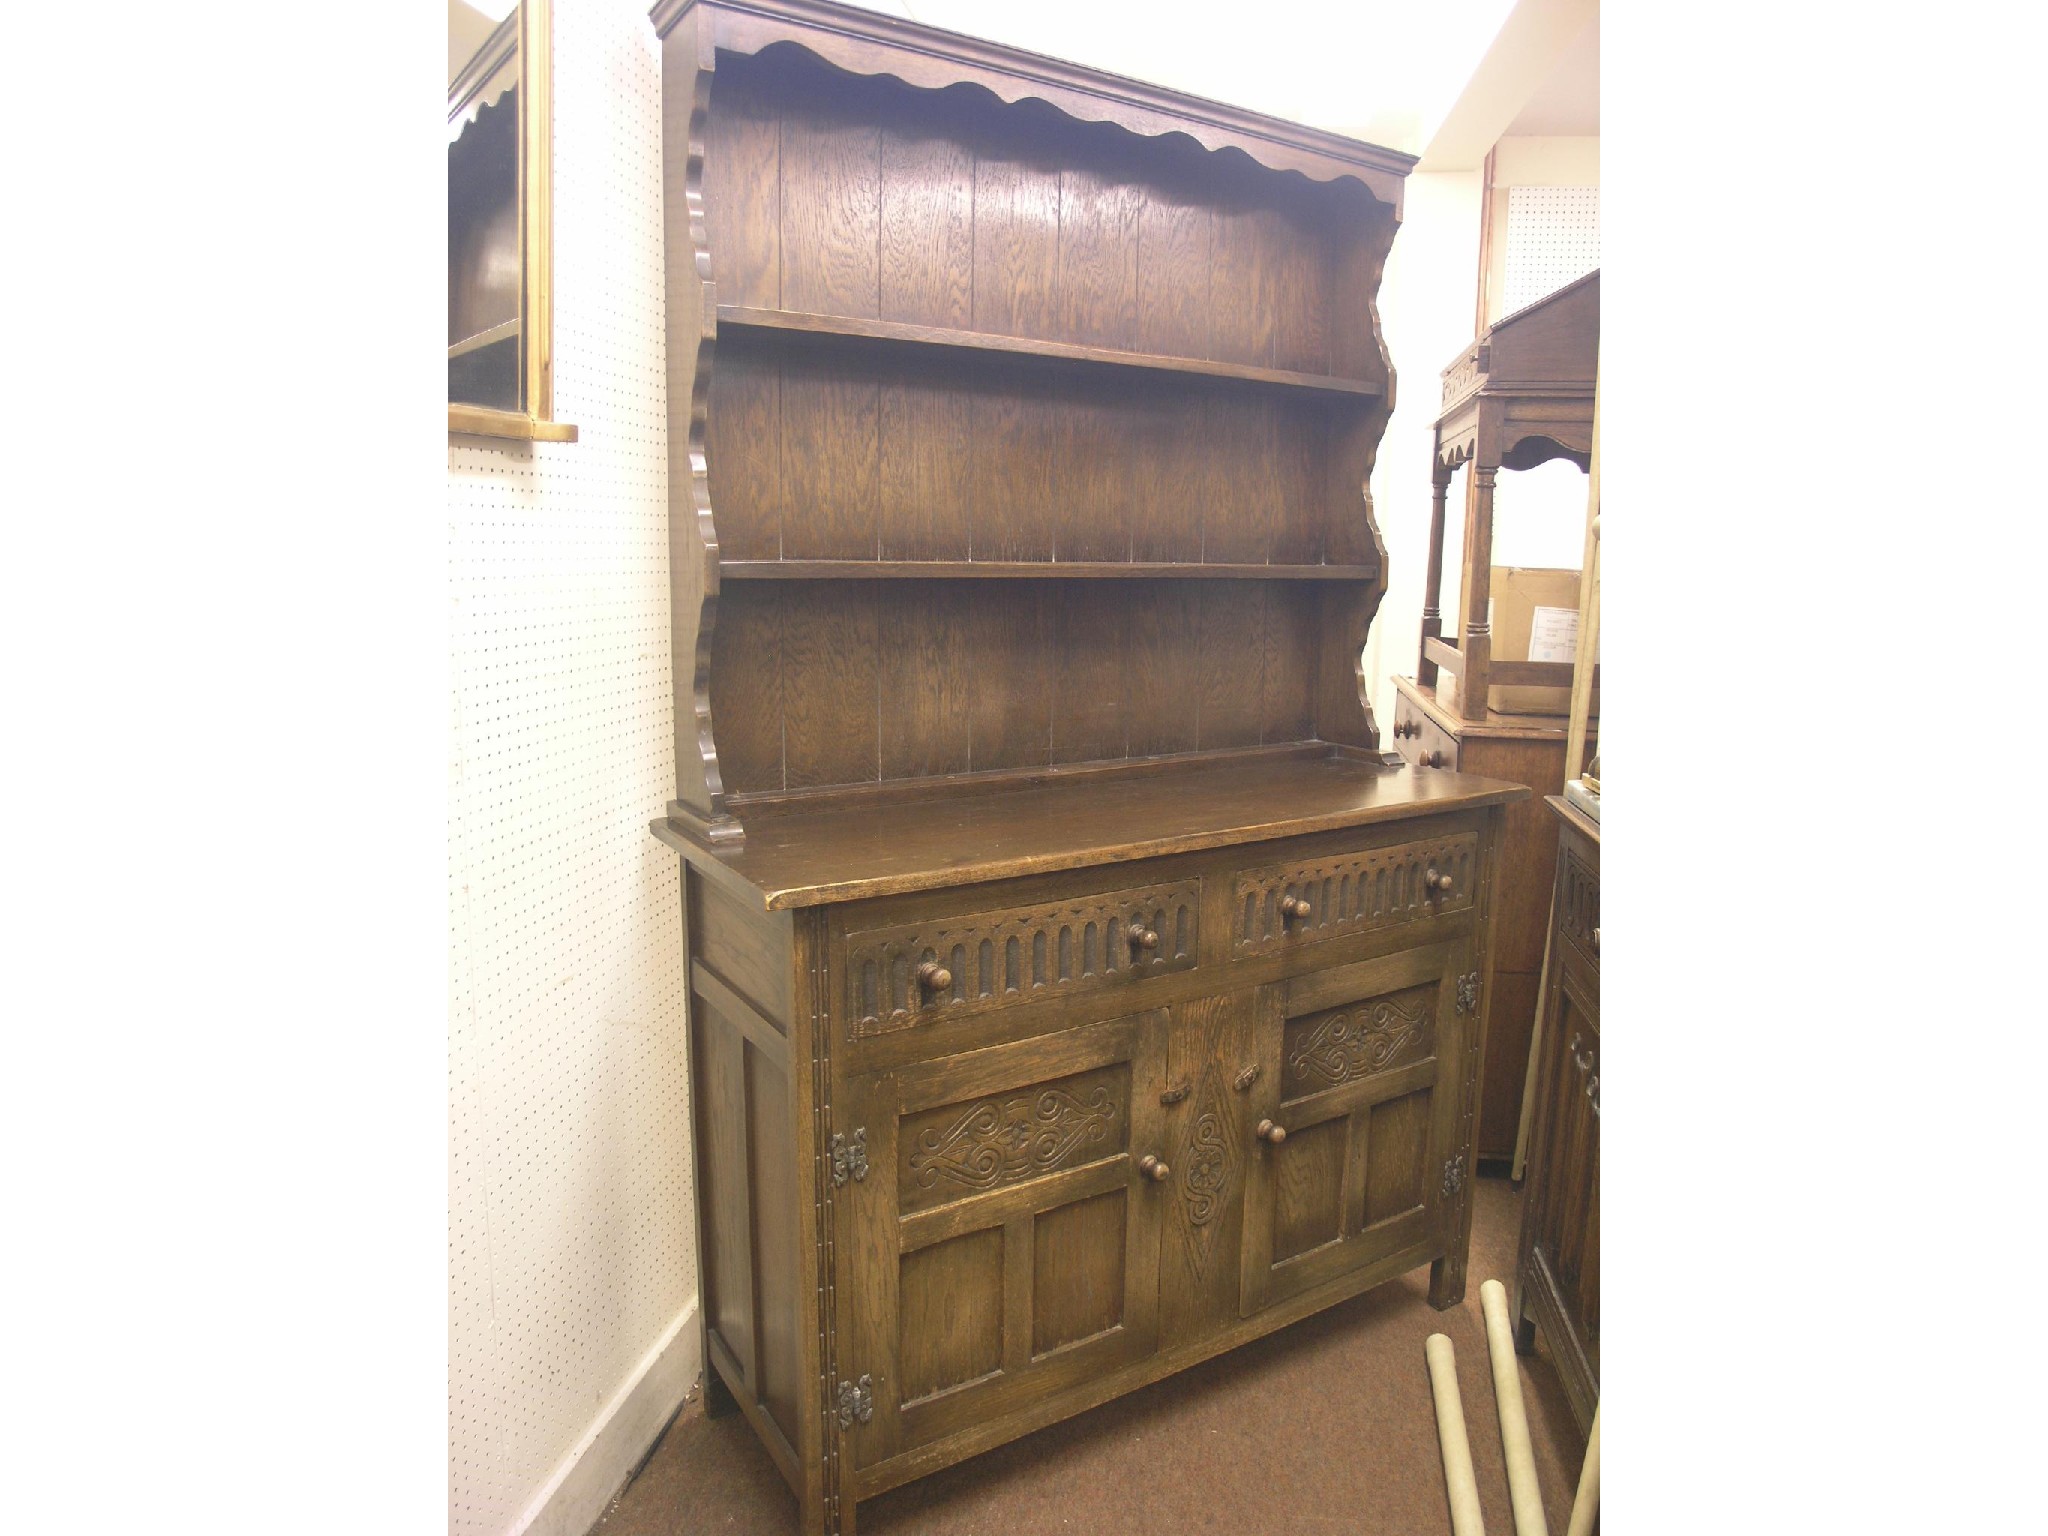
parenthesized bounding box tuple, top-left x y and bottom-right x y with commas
(647, 3, 1530, 1530)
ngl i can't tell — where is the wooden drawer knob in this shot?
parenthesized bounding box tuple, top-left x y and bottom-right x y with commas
(1255, 1118, 1287, 1145)
(1426, 868, 1455, 893)
(1127, 921, 1160, 952)
(1138, 1154, 1171, 1182)
(1417, 750, 1442, 768)
(1280, 895, 1312, 922)
(916, 961, 952, 994)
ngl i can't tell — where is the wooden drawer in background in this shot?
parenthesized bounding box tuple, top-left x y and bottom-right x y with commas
(1390, 696, 1459, 771)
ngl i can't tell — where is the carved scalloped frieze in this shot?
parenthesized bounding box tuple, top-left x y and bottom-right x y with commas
(651, 0, 1412, 204)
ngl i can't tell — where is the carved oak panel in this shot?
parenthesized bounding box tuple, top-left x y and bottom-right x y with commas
(847, 879, 1200, 1036)
(1232, 835, 1475, 954)
(898, 1062, 1131, 1214)
(1559, 840, 1599, 967)
(1281, 981, 1437, 1102)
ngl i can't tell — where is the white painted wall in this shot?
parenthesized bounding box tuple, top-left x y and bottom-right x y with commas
(1362, 139, 1597, 727)
(447, 5, 699, 1535)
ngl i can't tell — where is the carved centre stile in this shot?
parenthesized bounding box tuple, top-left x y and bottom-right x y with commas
(1175, 1071, 1236, 1279)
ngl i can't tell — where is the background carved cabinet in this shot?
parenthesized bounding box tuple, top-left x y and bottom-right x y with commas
(649, 3, 1528, 1530)
(1513, 796, 1600, 1434)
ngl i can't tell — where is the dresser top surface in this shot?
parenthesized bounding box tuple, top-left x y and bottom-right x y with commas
(658, 750, 1528, 910)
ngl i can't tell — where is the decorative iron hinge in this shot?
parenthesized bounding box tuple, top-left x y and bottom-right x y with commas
(835, 1374, 874, 1428)
(1441, 1154, 1466, 1197)
(1455, 972, 1481, 1016)
(829, 1128, 868, 1187)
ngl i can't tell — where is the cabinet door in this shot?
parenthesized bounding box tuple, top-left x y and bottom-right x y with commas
(1239, 942, 1467, 1316)
(837, 1009, 1169, 1466)
(1525, 943, 1599, 1369)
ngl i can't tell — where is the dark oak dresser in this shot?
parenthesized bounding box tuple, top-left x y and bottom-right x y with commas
(646, 3, 1530, 1529)
(1512, 795, 1599, 1434)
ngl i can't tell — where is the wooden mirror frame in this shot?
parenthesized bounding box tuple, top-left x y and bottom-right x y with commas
(448, 0, 577, 443)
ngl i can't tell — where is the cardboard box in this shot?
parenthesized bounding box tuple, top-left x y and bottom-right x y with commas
(1432, 566, 1598, 718)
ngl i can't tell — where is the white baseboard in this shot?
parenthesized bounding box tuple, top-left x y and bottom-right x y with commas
(507, 1298, 702, 1536)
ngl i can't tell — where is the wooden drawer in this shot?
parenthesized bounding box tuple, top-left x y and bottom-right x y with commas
(1390, 696, 1459, 771)
(844, 878, 1201, 1037)
(1232, 833, 1478, 956)
(1556, 820, 1599, 970)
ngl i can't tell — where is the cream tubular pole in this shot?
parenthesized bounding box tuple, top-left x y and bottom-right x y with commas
(1565, 1404, 1599, 1536)
(1479, 1280, 1549, 1536)
(1426, 1333, 1487, 1536)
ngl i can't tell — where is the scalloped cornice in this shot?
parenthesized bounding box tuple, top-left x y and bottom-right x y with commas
(649, 0, 1415, 208)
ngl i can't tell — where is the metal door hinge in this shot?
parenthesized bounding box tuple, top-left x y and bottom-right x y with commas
(1455, 972, 1480, 1016)
(1441, 1154, 1466, 1197)
(829, 1128, 868, 1186)
(836, 1374, 874, 1428)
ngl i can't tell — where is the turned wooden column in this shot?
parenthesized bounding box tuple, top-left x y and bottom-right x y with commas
(1456, 463, 1497, 722)
(1418, 455, 1453, 687)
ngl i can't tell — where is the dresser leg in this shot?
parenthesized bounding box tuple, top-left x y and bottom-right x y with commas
(1514, 1314, 1537, 1354)
(703, 1360, 740, 1419)
(1429, 1253, 1466, 1309)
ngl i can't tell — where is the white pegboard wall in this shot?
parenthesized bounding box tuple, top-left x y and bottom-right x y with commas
(1501, 185, 1599, 315)
(448, 5, 692, 1535)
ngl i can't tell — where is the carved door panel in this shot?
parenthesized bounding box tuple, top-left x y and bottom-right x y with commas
(1238, 941, 1469, 1317)
(837, 1009, 1169, 1468)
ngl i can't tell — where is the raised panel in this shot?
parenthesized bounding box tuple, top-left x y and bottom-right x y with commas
(845, 1008, 1168, 1464)
(899, 1063, 1130, 1214)
(844, 878, 1200, 1036)
(1362, 1088, 1429, 1228)
(897, 1228, 1004, 1405)
(1234, 832, 1478, 954)
(1032, 1188, 1128, 1354)
(1269, 1116, 1346, 1263)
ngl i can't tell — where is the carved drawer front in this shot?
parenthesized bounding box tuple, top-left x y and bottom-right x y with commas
(1239, 943, 1467, 1318)
(1557, 835, 1599, 969)
(1233, 833, 1476, 955)
(845, 879, 1200, 1037)
(836, 1010, 1168, 1468)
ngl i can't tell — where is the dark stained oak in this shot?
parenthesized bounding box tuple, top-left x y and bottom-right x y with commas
(656, 750, 1523, 912)
(649, 7, 1522, 1533)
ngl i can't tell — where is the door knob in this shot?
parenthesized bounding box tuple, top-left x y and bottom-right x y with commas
(1138, 1154, 1171, 1182)
(1255, 1119, 1287, 1145)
